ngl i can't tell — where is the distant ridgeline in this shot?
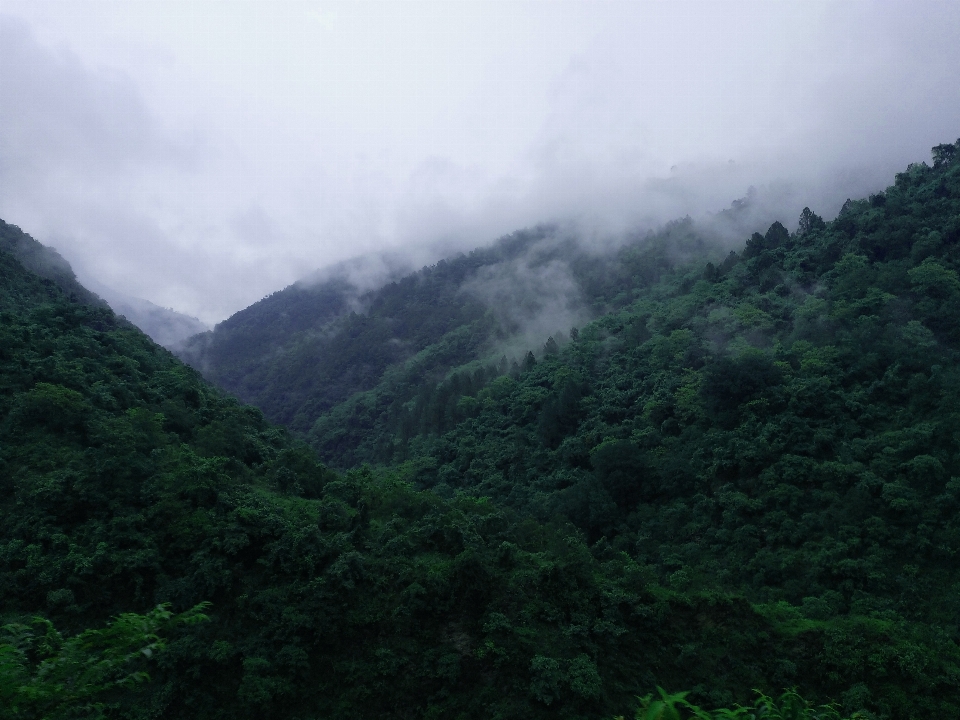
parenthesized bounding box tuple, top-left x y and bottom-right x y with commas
(0, 218, 208, 351)
(0, 141, 958, 719)
(175, 219, 721, 436)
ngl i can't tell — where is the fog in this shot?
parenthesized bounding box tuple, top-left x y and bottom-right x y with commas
(1, 1, 958, 324)
(460, 234, 593, 360)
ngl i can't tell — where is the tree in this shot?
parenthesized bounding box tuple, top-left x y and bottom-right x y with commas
(590, 439, 650, 506)
(621, 687, 860, 720)
(764, 220, 789, 249)
(798, 207, 826, 236)
(932, 141, 958, 168)
(522, 350, 537, 372)
(743, 232, 766, 259)
(0, 604, 209, 720)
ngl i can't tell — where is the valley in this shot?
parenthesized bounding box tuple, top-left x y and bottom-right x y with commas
(3, 142, 960, 718)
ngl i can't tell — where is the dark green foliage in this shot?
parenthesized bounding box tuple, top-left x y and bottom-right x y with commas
(266, 141, 960, 716)
(1, 603, 208, 720)
(178, 221, 720, 437)
(0, 219, 106, 309)
(4, 246, 894, 718)
(590, 439, 650, 506)
(622, 687, 859, 720)
(932, 143, 957, 168)
(175, 231, 554, 433)
(5, 139, 960, 718)
(798, 207, 827, 237)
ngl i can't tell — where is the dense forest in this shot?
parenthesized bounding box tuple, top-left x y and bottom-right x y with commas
(3, 141, 960, 718)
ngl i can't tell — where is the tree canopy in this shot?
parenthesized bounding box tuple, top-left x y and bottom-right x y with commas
(3, 139, 960, 718)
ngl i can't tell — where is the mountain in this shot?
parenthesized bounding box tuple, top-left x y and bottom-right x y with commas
(81, 274, 210, 350)
(0, 222, 858, 717)
(0, 218, 106, 308)
(4, 140, 960, 718)
(173, 180, 802, 440)
(176, 220, 723, 436)
(181, 139, 960, 716)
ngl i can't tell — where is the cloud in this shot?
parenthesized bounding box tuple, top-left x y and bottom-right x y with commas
(460, 230, 593, 359)
(0, 2, 958, 325)
(0, 17, 160, 177)
(0, 16, 219, 313)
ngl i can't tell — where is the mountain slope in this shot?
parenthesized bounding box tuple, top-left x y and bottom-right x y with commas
(177, 221, 725, 435)
(0, 218, 106, 308)
(5, 141, 960, 718)
(183, 140, 960, 717)
(317, 142, 960, 617)
(80, 274, 210, 350)
(3, 229, 913, 718)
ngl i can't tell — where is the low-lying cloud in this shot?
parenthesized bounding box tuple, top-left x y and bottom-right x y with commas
(0, 2, 958, 324)
(461, 235, 593, 361)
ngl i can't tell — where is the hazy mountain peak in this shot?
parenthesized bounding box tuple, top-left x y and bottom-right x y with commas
(80, 276, 210, 351)
(0, 218, 106, 308)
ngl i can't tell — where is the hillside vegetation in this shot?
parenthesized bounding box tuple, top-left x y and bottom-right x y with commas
(0, 218, 106, 309)
(0, 230, 873, 718)
(192, 140, 960, 716)
(2, 141, 960, 718)
(176, 219, 726, 436)
(321, 142, 960, 610)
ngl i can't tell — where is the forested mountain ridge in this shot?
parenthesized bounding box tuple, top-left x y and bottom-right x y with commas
(2, 240, 693, 718)
(0, 218, 207, 350)
(176, 219, 728, 436)
(191, 139, 960, 714)
(1, 236, 907, 718)
(0, 218, 106, 309)
(81, 274, 211, 351)
(312, 142, 960, 620)
(3, 140, 960, 719)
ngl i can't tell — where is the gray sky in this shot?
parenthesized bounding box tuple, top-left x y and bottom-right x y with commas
(1, 1, 958, 324)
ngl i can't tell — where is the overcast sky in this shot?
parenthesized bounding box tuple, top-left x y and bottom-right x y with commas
(1, 1, 958, 324)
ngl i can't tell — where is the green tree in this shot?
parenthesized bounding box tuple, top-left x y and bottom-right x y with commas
(798, 207, 826, 236)
(622, 688, 861, 720)
(0, 604, 209, 720)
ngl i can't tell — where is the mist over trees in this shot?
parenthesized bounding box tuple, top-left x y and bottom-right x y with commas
(3, 141, 960, 717)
